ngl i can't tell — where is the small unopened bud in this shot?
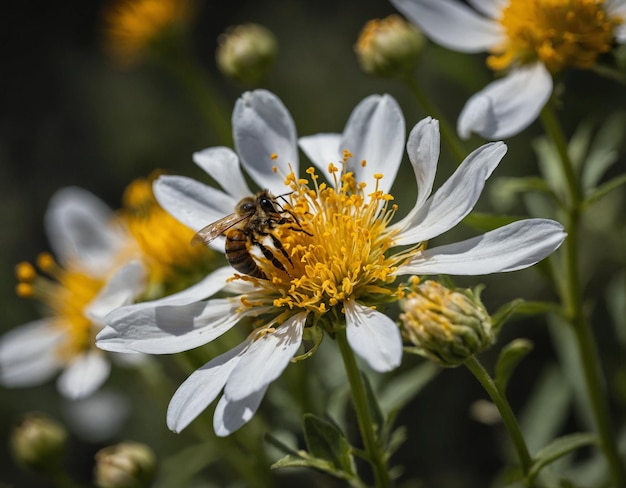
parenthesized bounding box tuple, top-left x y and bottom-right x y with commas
(355, 15, 424, 78)
(10, 413, 68, 472)
(401, 280, 494, 367)
(216, 23, 277, 84)
(94, 441, 156, 488)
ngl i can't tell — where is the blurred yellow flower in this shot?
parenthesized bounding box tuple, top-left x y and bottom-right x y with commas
(119, 172, 219, 296)
(102, 0, 195, 67)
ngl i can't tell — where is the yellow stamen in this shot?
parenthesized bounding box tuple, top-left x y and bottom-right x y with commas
(488, 0, 622, 73)
(235, 158, 419, 322)
(15, 262, 36, 282)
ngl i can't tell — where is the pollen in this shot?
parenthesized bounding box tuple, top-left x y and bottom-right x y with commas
(487, 0, 622, 73)
(238, 156, 415, 321)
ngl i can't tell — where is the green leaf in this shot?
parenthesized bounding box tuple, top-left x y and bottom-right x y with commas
(490, 176, 557, 212)
(378, 361, 440, 416)
(462, 211, 524, 232)
(265, 432, 304, 458)
(583, 173, 626, 208)
(154, 441, 218, 488)
(491, 299, 559, 334)
(494, 339, 534, 393)
(528, 433, 598, 482)
(303, 414, 355, 475)
(582, 111, 626, 192)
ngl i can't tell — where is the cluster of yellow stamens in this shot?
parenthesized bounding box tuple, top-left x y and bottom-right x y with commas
(238, 152, 414, 321)
(120, 175, 218, 296)
(15, 254, 103, 360)
(488, 0, 622, 73)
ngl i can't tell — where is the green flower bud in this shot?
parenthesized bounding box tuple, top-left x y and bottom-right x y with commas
(94, 441, 156, 488)
(354, 15, 424, 78)
(216, 23, 277, 84)
(10, 413, 68, 472)
(401, 280, 494, 367)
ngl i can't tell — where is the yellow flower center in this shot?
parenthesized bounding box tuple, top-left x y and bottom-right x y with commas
(120, 175, 218, 297)
(235, 155, 417, 323)
(102, 0, 194, 67)
(16, 254, 104, 361)
(487, 0, 622, 73)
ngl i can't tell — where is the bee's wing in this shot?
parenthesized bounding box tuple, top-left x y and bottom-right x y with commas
(191, 213, 247, 246)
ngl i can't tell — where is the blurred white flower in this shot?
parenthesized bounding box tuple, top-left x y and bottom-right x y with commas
(0, 187, 145, 399)
(97, 89, 566, 436)
(390, 0, 626, 139)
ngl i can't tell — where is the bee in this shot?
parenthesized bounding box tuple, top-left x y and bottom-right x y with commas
(192, 189, 309, 279)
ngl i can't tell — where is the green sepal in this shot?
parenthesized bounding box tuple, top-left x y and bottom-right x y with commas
(494, 339, 534, 393)
(527, 433, 598, 483)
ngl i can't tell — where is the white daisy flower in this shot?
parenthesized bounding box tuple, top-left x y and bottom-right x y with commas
(390, 0, 626, 139)
(97, 89, 566, 436)
(1, 179, 223, 400)
(0, 187, 144, 399)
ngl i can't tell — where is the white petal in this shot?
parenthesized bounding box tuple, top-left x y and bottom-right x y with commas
(606, 2, 626, 41)
(390, 0, 504, 52)
(392, 142, 507, 245)
(103, 266, 233, 319)
(466, 0, 506, 18)
(192, 147, 252, 199)
(457, 63, 553, 140)
(396, 219, 566, 276)
(0, 320, 64, 387)
(45, 187, 127, 275)
(98, 298, 263, 354)
(298, 133, 342, 184)
(388, 117, 440, 234)
(57, 349, 111, 399)
(344, 300, 403, 373)
(86, 260, 146, 323)
(213, 386, 268, 437)
(153, 175, 237, 237)
(233, 90, 298, 194)
(224, 312, 307, 401)
(341, 94, 405, 195)
(167, 340, 250, 433)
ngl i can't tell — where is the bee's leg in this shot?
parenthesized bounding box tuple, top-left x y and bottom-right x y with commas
(268, 233, 294, 265)
(252, 237, 289, 273)
(286, 225, 313, 236)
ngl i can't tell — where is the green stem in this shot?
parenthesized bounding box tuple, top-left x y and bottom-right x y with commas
(403, 75, 468, 163)
(156, 37, 233, 146)
(464, 356, 533, 481)
(336, 328, 391, 488)
(540, 103, 626, 487)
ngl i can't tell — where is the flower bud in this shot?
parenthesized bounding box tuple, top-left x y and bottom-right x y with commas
(10, 413, 68, 472)
(216, 23, 277, 84)
(94, 442, 156, 488)
(354, 15, 424, 78)
(401, 280, 494, 367)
